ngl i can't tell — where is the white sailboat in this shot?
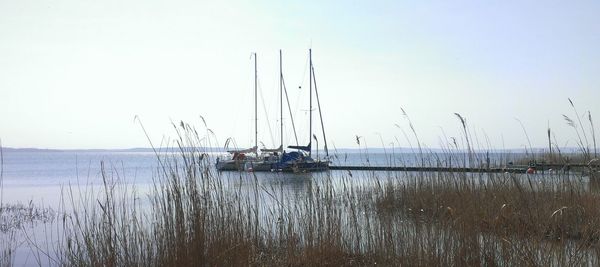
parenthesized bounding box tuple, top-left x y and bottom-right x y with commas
(216, 53, 261, 171)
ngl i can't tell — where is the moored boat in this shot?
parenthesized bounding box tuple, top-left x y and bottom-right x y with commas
(217, 49, 330, 173)
(216, 53, 261, 171)
(277, 49, 330, 173)
(216, 146, 258, 171)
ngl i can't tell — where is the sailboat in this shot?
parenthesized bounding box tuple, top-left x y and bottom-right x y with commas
(215, 53, 261, 171)
(275, 49, 330, 172)
(247, 49, 287, 172)
(216, 49, 330, 173)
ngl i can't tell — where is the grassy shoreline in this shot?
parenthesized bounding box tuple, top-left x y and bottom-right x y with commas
(2, 107, 600, 266)
(51, 124, 600, 266)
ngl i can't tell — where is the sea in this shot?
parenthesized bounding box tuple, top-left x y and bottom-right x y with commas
(0, 149, 525, 266)
(0, 149, 525, 203)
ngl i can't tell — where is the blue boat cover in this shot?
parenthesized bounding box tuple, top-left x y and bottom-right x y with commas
(280, 151, 302, 163)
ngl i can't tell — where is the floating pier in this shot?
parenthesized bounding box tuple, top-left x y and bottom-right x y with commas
(329, 165, 525, 173)
(329, 163, 594, 174)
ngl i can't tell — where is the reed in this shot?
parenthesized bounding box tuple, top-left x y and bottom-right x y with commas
(48, 119, 599, 266)
(0, 191, 56, 265)
(0, 101, 589, 266)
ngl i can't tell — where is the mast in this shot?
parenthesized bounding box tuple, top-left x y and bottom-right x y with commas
(309, 49, 313, 157)
(280, 50, 283, 151)
(254, 53, 258, 152)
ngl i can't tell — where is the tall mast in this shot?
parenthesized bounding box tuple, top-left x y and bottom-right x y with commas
(279, 50, 283, 151)
(309, 49, 313, 157)
(254, 53, 258, 151)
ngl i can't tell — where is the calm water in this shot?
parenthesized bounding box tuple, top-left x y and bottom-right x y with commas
(0, 150, 523, 266)
(0, 150, 520, 203)
(0, 150, 525, 204)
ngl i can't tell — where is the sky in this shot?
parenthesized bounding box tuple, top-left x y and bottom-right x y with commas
(1, 0, 599, 150)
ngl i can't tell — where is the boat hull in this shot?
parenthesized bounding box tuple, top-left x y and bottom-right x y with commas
(216, 160, 329, 173)
(216, 160, 246, 171)
(216, 159, 278, 172)
(276, 161, 329, 173)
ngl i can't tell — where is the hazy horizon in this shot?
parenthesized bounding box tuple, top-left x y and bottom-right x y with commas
(0, 145, 580, 153)
(2, 0, 599, 150)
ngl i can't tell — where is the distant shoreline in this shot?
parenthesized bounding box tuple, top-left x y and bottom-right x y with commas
(0, 146, 583, 154)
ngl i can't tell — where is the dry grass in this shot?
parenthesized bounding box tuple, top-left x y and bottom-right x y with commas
(59, 123, 384, 266)
(377, 175, 600, 265)
(0, 100, 593, 266)
(50, 121, 600, 266)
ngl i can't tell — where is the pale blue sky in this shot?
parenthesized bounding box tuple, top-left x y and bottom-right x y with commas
(1, 0, 599, 149)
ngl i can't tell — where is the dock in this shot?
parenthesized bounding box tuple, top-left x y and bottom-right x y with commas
(329, 165, 525, 173)
(329, 163, 594, 174)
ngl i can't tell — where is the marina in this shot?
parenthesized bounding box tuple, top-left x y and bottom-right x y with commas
(217, 49, 330, 173)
